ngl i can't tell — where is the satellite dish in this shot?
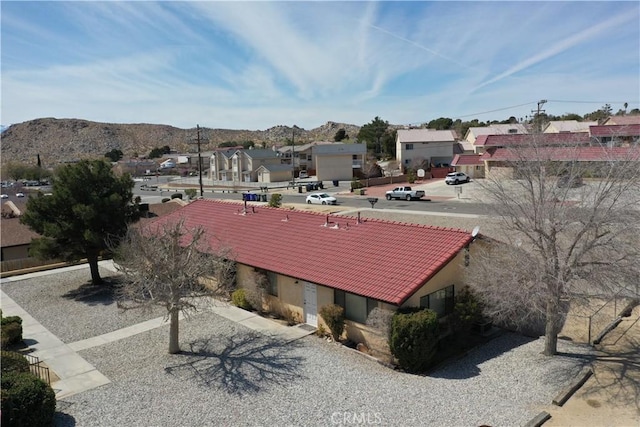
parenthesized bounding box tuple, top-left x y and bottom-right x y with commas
(471, 226, 480, 238)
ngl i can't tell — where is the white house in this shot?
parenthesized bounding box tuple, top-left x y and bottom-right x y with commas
(396, 129, 457, 172)
(543, 120, 597, 133)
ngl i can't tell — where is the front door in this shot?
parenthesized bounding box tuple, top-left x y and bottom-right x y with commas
(303, 282, 317, 327)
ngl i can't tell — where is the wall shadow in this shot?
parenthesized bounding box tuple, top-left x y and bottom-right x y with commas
(164, 332, 306, 396)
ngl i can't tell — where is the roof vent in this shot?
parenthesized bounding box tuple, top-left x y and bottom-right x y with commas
(282, 214, 289, 222)
(331, 223, 339, 230)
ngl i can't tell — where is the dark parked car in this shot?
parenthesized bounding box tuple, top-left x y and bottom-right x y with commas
(557, 174, 583, 188)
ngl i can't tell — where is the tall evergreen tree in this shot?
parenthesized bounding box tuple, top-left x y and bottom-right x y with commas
(21, 160, 139, 284)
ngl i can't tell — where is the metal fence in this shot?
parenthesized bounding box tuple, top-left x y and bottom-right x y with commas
(563, 293, 634, 345)
(23, 353, 51, 385)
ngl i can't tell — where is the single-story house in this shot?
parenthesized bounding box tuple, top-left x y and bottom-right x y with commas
(481, 146, 640, 179)
(396, 129, 458, 172)
(256, 164, 293, 183)
(602, 115, 640, 126)
(589, 124, 640, 147)
(451, 154, 484, 178)
(464, 124, 529, 152)
(147, 199, 483, 351)
(543, 120, 597, 133)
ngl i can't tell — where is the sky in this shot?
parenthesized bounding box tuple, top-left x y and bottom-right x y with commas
(1, 1, 639, 131)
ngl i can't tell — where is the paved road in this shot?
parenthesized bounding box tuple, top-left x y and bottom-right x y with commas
(133, 177, 494, 216)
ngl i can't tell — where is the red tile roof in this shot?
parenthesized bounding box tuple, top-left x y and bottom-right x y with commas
(589, 124, 640, 137)
(480, 133, 591, 147)
(147, 200, 474, 305)
(480, 146, 640, 162)
(451, 154, 483, 166)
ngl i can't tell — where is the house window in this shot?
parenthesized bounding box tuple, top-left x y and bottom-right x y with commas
(419, 285, 454, 317)
(307, 155, 312, 161)
(352, 155, 358, 160)
(267, 271, 278, 296)
(334, 290, 377, 323)
(406, 144, 414, 150)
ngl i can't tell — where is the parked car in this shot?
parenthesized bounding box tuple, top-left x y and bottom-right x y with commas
(445, 172, 470, 185)
(306, 193, 337, 205)
(557, 174, 583, 188)
(298, 170, 309, 179)
(16, 192, 25, 198)
(0, 194, 8, 199)
(385, 186, 425, 201)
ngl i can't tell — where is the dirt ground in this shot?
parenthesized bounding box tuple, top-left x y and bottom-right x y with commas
(542, 304, 640, 427)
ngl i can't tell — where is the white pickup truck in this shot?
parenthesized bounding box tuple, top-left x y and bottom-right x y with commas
(385, 186, 425, 201)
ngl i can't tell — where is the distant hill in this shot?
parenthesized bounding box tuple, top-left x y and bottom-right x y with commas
(0, 118, 362, 166)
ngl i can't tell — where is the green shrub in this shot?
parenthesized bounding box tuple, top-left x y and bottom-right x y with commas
(1, 372, 56, 427)
(231, 289, 253, 311)
(350, 179, 363, 190)
(389, 308, 439, 373)
(184, 188, 197, 199)
(268, 193, 282, 208)
(1, 315, 22, 326)
(319, 304, 345, 340)
(407, 169, 417, 184)
(171, 193, 183, 200)
(1, 352, 30, 374)
(1, 322, 23, 349)
(451, 286, 484, 332)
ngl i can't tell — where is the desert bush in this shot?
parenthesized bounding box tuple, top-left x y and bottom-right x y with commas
(319, 304, 345, 340)
(451, 286, 484, 332)
(268, 193, 282, 208)
(1, 372, 56, 427)
(244, 289, 264, 314)
(1, 351, 30, 374)
(184, 188, 197, 199)
(283, 308, 301, 326)
(389, 308, 439, 373)
(1, 323, 23, 350)
(231, 289, 252, 311)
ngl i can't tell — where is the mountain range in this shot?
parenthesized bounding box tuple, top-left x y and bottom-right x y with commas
(0, 118, 362, 166)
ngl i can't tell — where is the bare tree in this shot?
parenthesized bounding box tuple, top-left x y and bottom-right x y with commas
(115, 219, 236, 354)
(467, 135, 640, 355)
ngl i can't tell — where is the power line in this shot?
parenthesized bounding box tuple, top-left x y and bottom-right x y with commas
(454, 101, 536, 119)
(547, 99, 636, 104)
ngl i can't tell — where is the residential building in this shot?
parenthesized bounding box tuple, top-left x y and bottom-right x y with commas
(602, 115, 640, 126)
(543, 120, 597, 133)
(396, 129, 458, 172)
(148, 199, 483, 353)
(451, 154, 484, 178)
(464, 124, 528, 153)
(590, 125, 640, 147)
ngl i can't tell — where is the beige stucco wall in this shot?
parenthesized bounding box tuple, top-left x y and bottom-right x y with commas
(397, 141, 454, 170)
(315, 155, 353, 181)
(484, 162, 514, 180)
(401, 251, 466, 308)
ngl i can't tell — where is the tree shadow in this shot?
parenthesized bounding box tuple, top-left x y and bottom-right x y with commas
(61, 276, 123, 306)
(164, 332, 306, 395)
(428, 333, 535, 379)
(54, 402, 77, 426)
(577, 322, 640, 411)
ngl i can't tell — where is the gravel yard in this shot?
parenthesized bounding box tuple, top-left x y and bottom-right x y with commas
(1, 267, 166, 343)
(51, 307, 593, 427)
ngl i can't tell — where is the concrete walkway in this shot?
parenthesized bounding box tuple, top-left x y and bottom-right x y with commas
(1, 261, 315, 399)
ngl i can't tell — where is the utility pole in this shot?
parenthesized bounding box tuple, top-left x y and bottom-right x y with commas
(189, 125, 208, 197)
(291, 126, 295, 186)
(531, 99, 547, 133)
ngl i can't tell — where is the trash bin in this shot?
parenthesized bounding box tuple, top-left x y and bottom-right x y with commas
(298, 186, 302, 193)
(261, 194, 267, 202)
(333, 180, 339, 187)
(318, 182, 324, 190)
(306, 184, 313, 192)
